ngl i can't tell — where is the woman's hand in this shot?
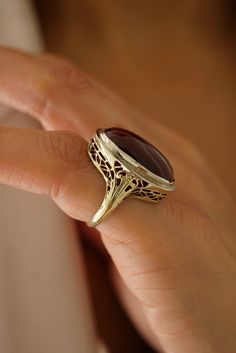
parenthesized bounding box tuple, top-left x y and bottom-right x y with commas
(0, 47, 236, 353)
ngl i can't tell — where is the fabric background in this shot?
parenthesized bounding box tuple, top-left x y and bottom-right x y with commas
(0, 1, 105, 352)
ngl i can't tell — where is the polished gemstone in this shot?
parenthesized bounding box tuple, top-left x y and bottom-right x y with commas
(105, 127, 174, 182)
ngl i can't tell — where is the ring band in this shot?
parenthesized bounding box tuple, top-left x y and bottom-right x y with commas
(87, 127, 175, 227)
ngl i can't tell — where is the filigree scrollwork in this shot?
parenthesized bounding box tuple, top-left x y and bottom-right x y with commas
(88, 138, 167, 202)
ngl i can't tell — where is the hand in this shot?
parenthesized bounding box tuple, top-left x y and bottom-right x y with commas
(0, 47, 236, 353)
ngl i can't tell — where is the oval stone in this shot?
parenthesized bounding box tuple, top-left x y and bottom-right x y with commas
(104, 127, 174, 182)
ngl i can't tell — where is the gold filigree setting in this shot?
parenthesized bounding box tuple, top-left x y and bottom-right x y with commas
(87, 129, 175, 227)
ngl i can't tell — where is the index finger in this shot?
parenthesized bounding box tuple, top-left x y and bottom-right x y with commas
(0, 125, 165, 230)
(0, 47, 132, 139)
(0, 47, 187, 160)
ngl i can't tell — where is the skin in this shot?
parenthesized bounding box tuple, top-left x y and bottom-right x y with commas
(0, 47, 236, 353)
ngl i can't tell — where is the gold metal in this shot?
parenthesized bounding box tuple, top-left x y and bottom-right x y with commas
(87, 128, 175, 227)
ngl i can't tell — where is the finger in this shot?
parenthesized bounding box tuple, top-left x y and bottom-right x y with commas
(0, 47, 194, 164)
(0, 126, 168, 223)
(0, 126, 90, 197)
(0, 47, 132, 139)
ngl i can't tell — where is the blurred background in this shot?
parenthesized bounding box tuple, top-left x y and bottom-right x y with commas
(32, 1, 236, 352)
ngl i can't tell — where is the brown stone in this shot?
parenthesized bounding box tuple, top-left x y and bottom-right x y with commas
(105, 127, 174, 182)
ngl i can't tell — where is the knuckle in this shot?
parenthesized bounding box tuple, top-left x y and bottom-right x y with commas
(40, 54, 92, 91)
(29, 72, 57, 118)
(42, 131, 89, 169)
(31, 54, 93, 117)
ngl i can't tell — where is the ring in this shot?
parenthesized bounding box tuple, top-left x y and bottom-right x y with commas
(87, 127, 175, 227)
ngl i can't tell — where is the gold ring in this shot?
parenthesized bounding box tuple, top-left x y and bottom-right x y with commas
(87, 127, 175, 227)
